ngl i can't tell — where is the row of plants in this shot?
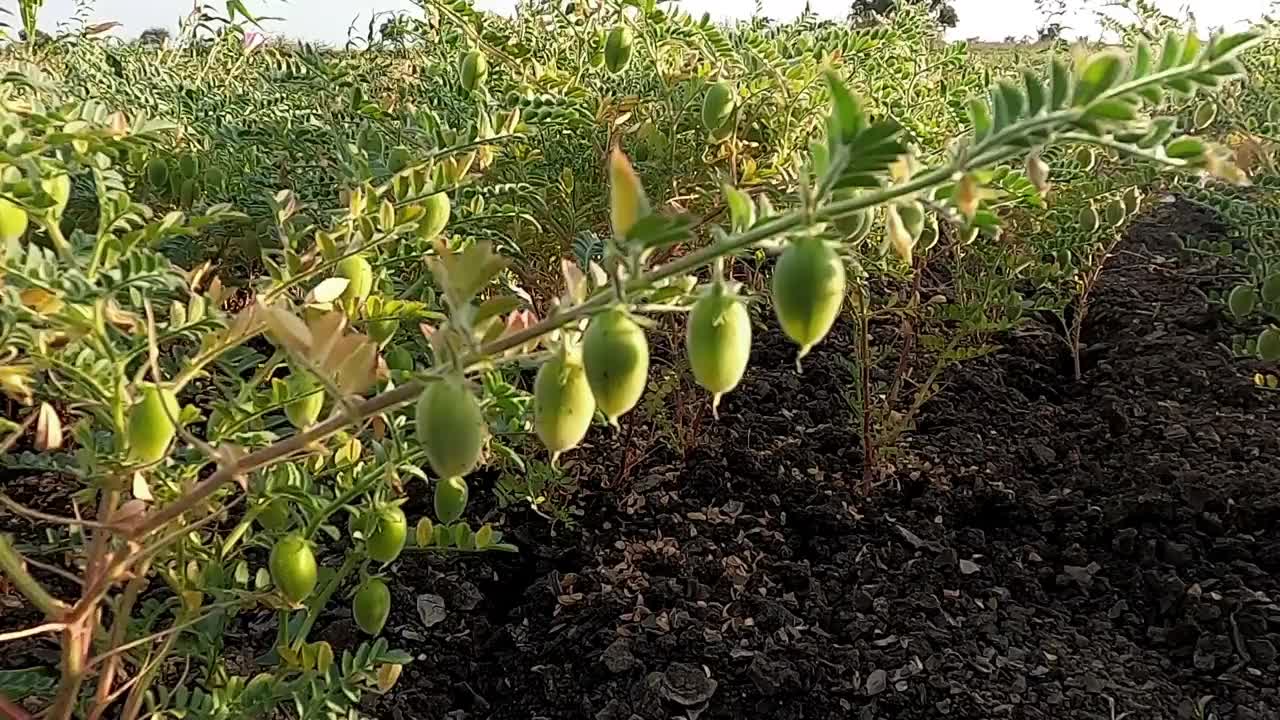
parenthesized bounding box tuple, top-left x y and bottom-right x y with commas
(0, 0, 1273, 717)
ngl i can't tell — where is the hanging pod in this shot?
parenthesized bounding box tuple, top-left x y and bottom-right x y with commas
(685, 284, 751, 417)
(533, 345, 596, 462)
(415, 377, 488, 478)
(582, 307, 650, 426)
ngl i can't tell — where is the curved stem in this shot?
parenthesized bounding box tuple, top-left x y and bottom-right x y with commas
(0, 534, 69, 617)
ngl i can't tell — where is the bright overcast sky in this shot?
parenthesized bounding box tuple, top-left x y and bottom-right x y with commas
(25, 1, 1276, 44)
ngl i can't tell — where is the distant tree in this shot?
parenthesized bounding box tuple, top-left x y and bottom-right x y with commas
(1035, 0, 1070, 42)
(139, 27, 170, 46)
(1037, 22, 1065, 42)
(848, 0, 959, 29)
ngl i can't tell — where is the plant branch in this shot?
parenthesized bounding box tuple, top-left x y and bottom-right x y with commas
(0, 534, 69, 617)
(0, 494, 121, 532)
(0, 621, 66, 643)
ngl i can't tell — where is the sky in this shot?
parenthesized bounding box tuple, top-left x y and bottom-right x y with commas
(19, 0, 1276, 44)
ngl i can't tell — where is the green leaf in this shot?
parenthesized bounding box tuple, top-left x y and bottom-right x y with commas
(627, 213, 695, 251)
(430, 240, 508, 309)
(721, 183, 755, 233)
(968, 98, 991, 141)
(1136, 118, 1177, 148)
(1179, 30, 1202, 65)
(473, 296, 522, 325)
(1164, 136, 1207, 160)
(998, 81, 1024, 124)
(1133, 39, 1153, 78)
(830, 121, 905, 189)
(0, 667, 57, 699)
(1158, 31, 1183, 71)
(1082, 99, 1137, 122)
(824, 71, 866, 146)
(1207, 31, 1260, 61)
(1050, 59, 1071, 110)
(1205, 59, 1244, 78)
(1138, 85, 1164, 105)
(1023, 71, 1046, 116)
(989, 86, 1008, 132)
(1073, 51, 1127, 106)
(381, 650, 414, 665)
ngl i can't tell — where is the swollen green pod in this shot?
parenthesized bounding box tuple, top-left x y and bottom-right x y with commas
(701, 81, 736, 133)
(1104, 199, 1127, 227)
(533, 349, 596, 462)
(434, 476, 469, 524)
(353, 578, 391, 635)
(385, 346, 414, 371)
(685, 286, 751, 416)
(419, 191, 451, 240)
(269, 534, 317, 604)
(1192, 101, 1217, 130)
(583, 308, 650, 426)
(146, 158, 169, 188)
(603, 26, 633, 74)
(896, 201, 925, 241)
(366, 506, 407, 564)
(772, 236, 846, 365)
(832, 202, 872, 242)
(459, 50, 489, 92)
(284, 371, 324, 429)
(415, 378, 487, 478)
(1078, 205, 1099, 233)
(127, 384, 181, 463)
(337, 255, 374, 305)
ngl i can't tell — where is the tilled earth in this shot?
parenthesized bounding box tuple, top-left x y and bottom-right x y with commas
(4, 198, 1279, 719)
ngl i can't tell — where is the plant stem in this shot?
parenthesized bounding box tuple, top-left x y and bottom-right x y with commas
(303, 472, 385, 540)
(290, 552, 359, 652)
(855, 300, 875, 495)
(119, 621, 181, 720)
(47, 619, 89, 720)
(0, 534, 68, 617)
(88, 562, 151, 720)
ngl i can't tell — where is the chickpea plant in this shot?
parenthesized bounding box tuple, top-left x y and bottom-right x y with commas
(0, 24, 1263, 720)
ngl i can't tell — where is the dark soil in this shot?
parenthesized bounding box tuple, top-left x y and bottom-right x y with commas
(4, 197, 1280, 719)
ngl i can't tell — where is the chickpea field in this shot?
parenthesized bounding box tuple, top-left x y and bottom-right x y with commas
(2, 1, 1280, 718)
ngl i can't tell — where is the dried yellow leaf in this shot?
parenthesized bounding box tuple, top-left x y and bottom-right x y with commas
(262, 305, 313, 359)
(376, 663, 402, 692)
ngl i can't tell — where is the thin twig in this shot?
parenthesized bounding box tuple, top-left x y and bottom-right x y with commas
(0, 410, 37, 456)
(0, 494, 119, 533)
(16, 557, 82, 587)
(0, 534, 69, 617)
(0, 621, 67, 643)
(87, 597, 247, 668)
